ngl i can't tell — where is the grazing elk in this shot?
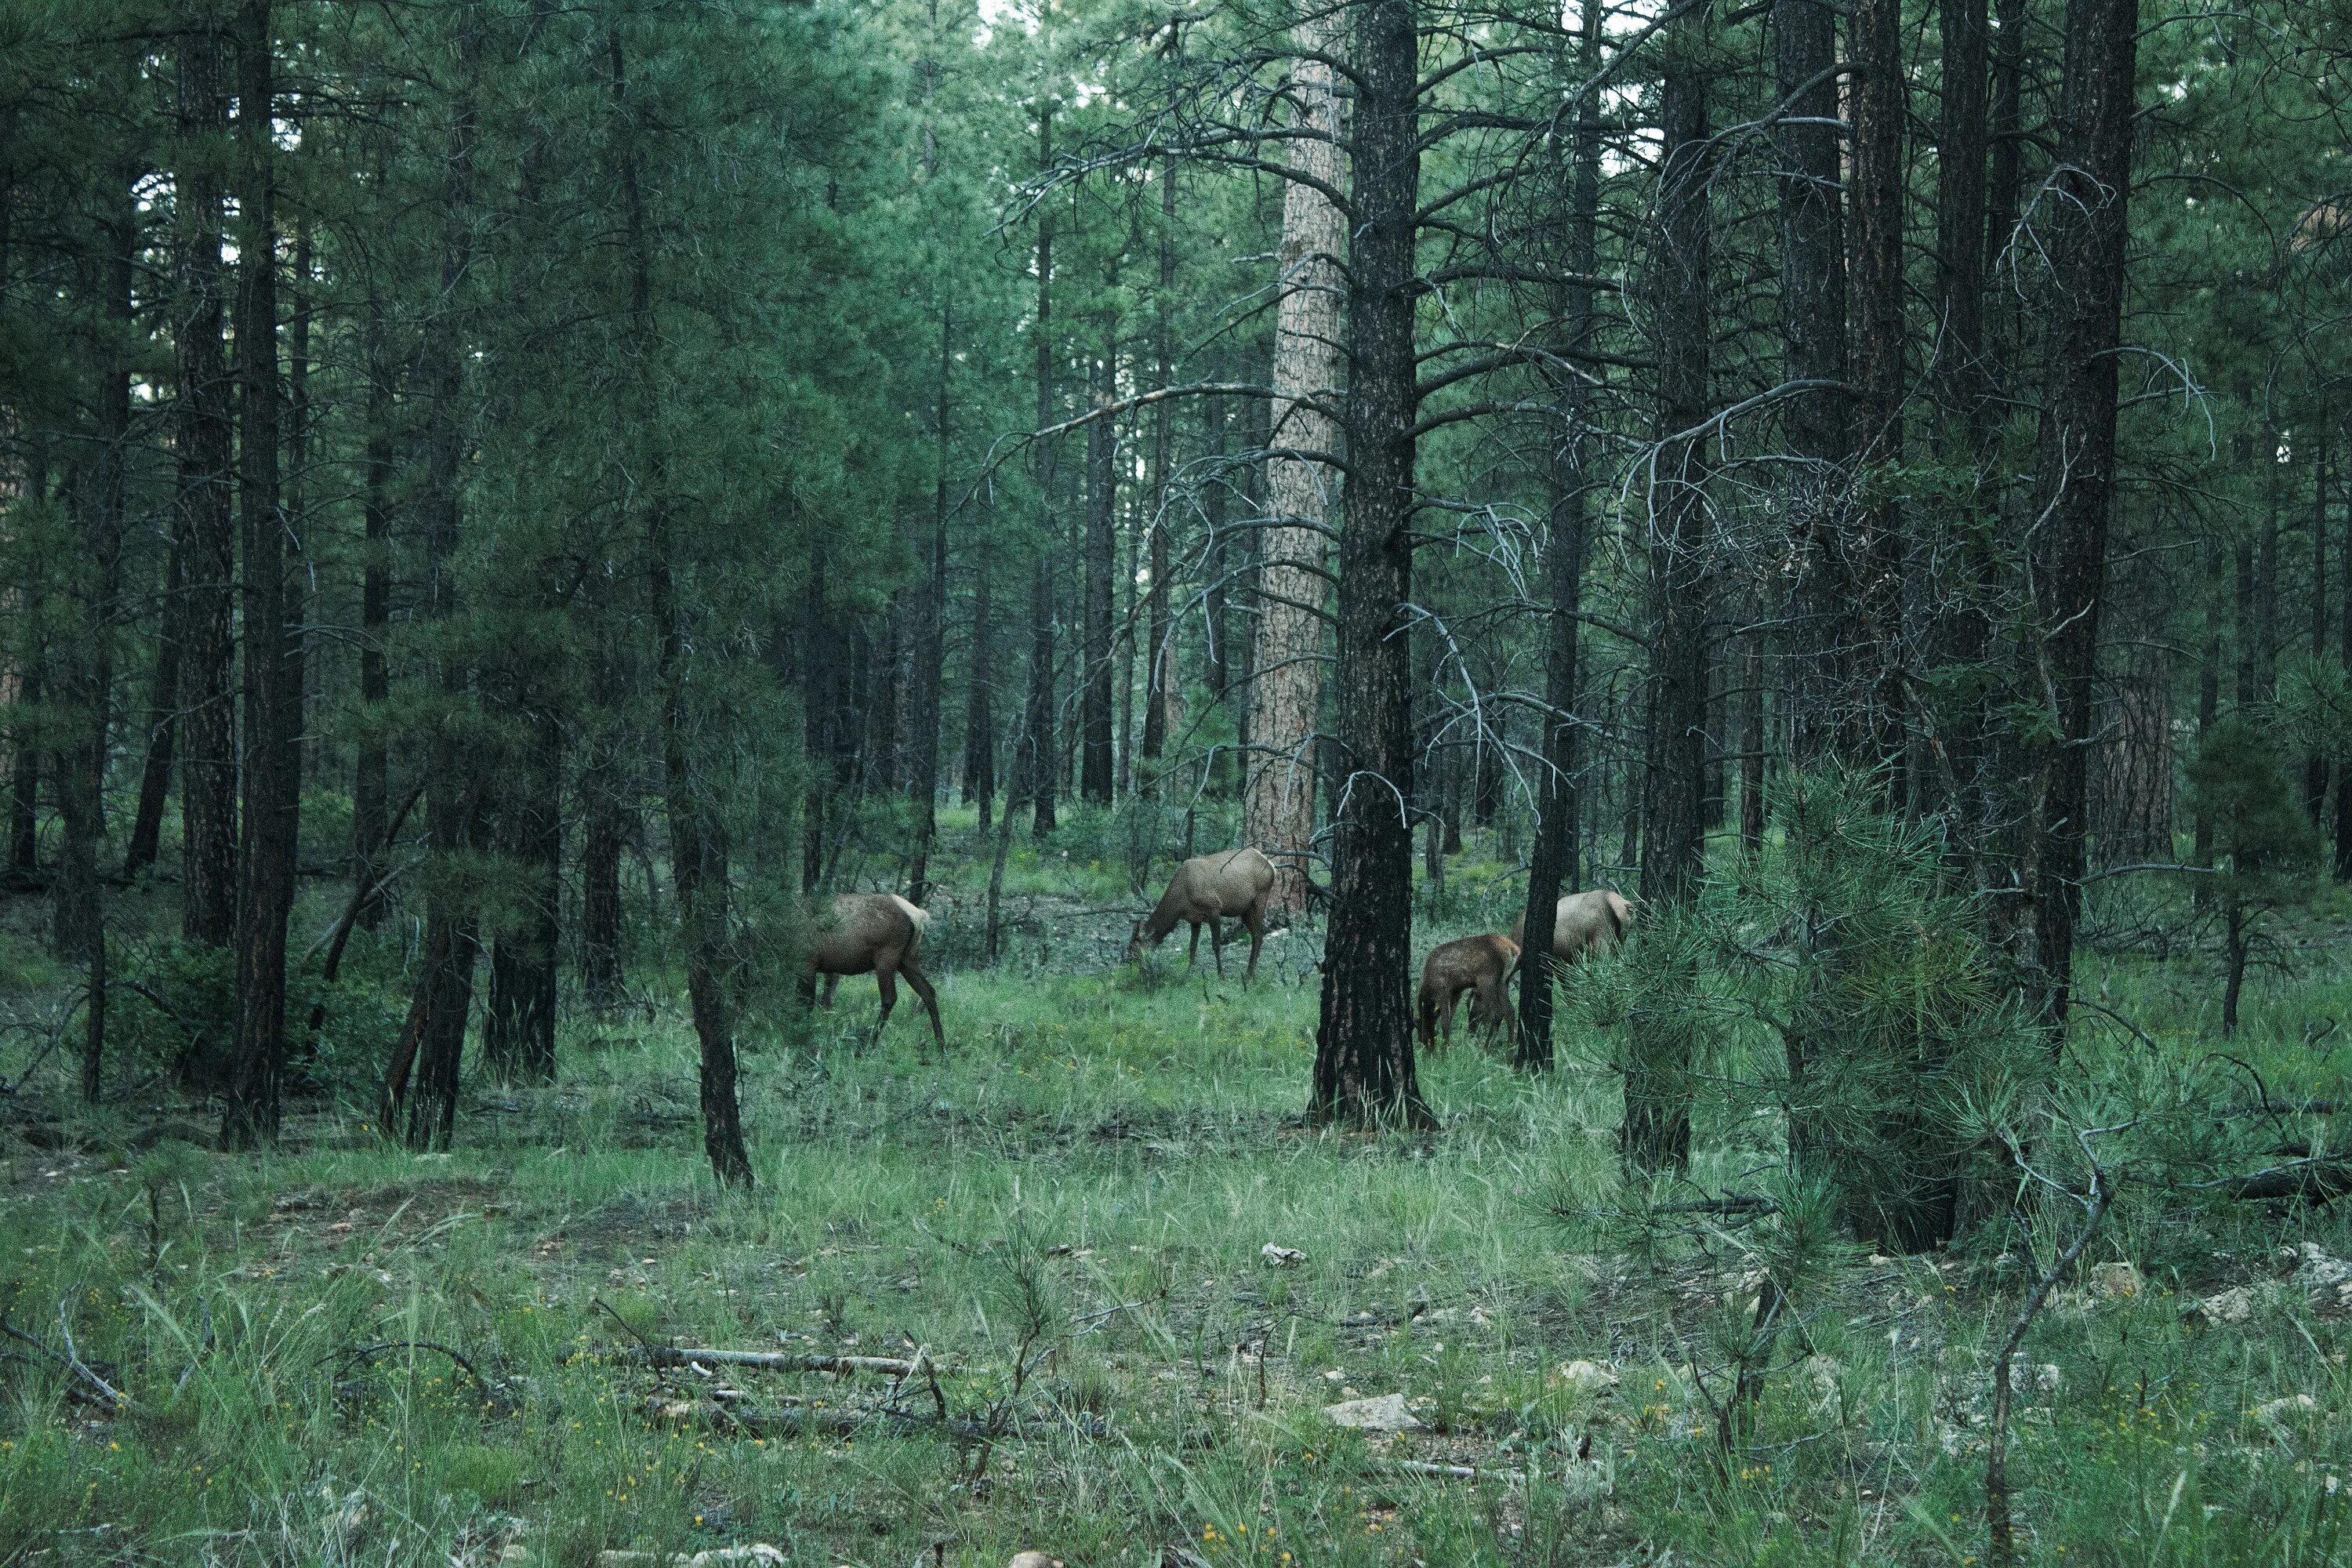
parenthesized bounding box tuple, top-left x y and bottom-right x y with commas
(1127, 847, 1277, 980)
(810, 892, 944, 1047)
(1416, 933, 1520, 1050)
(1508, 889, 1634, 971)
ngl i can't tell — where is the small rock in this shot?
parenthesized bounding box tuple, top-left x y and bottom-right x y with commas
(2185, 1286, 2255, 1327)
(1802, 1354, 1842, 1410)
(2032, 1363, 2063, 1396)
(1007, 1555, 1067, 1568)
(2090, 1261, 2143, 1298)
(1557, 1359, 1618, 1396)
(1260, 1244, 1305, 1268)
(1321, 1392, 1425, 1431)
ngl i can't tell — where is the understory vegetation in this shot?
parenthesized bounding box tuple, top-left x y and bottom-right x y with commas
(5, 811, 2350, 1566)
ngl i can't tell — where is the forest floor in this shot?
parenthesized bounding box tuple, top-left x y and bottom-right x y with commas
(4, 826, 2352, 1565)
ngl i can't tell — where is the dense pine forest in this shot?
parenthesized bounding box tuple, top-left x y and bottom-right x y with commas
(6, 0, 2352, 1562)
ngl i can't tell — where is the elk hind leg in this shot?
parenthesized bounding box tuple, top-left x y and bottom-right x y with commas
(902, 958, 944, 1050)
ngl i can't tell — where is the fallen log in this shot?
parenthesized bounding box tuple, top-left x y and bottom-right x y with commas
(2196, 1160, 2352, 1203)
(635, 1345, 940, 1378)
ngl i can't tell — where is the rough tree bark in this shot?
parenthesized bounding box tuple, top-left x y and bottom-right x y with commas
(397, 8, 485, 1152)
(1309, 0, 1428, 1130)
(1246, 8, 1345, 920)
(907, 303, 952, 902)
(612, 24, 750, 1186)
(174, 9, 239, 956)
(223, 0, 303, 1149)
(2022, 0, 2140, 1028)
(1142, 158, 1177, 771)
(486, 714, 561, 1085)
(964, 558, 996, 827)
(1848, 0, 1907, 773)
(1774, 0, 1849, 753)
(1021, 100, 1058, 839)
(1628, 0, 1715, 1174)
(1082, 325, 1117, 804)
(351, 281, 395, 929)
(1516, 0, 1603, 1074)
(57, 106, 133, 1102)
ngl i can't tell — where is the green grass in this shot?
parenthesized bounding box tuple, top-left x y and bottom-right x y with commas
(5, 827, 2352, 1565)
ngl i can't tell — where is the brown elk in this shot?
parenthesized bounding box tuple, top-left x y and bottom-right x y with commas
(1416, 933, 1520, 1050)
(1127, 847, 1277, 979)
(1508, 888, 1634, 971)
(810, 893, 943, 1047)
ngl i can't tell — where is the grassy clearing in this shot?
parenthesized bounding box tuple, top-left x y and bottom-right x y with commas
(5, 823, 2352, 1565)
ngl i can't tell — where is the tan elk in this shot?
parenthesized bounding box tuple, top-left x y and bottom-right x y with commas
(1416, 933, 1520, 1050)
(1127, 847, 1277, 979)
(1508, 888, 1635, 971)
(809, 893, 943, 1047)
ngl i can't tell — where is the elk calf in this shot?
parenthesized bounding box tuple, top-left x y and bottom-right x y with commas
(1417, 933, 1520, 1050)
(1127, 848, 1277, 980)
(811, 893, 943, 1047)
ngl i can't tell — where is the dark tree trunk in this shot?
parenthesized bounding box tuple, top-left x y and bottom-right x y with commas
(2022, 0, 2138, 1028)
(2235, 536, 2257, 710)
(124, 529, 182, 879)
(352, 285, 395, 929)
(397, 6, 485, 1152)
(1774, 0, 1849, 753)
(174, 12, 239, 954)
(1849, 0, 1907, 773)
(964, 557, 996, 827)
(1739, 631, 1766, 853)
(1142, 159, 1177, 771)
(1310, 0, 1428, 1130)
(580, 724, 627, 1006)
(486, 716, 561, 1085)
(223, 0, 300, 1149)
(2337, 448, 2352, 878)
(1023, 100, 1058, 840)
(1628, 0, 1715, 1174)
(907, 306, 952, 902)
(1517, 21, 1602, 1073)
(1204, 380, 1231, 713)
(9, 655, 40, 881)
(1982, 0, 2030, 376)
(1081, 326, 1117, 804)
(2308, 422, 2328, 823)
(609, 24, 750, 1186)
(59, 121, 135, 1102)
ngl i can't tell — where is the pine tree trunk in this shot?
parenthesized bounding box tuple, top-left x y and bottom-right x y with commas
(610, 23, 750, 1186)
(1774, 0, 1849, 754)
(1082, 326, 1117, 804)
(908, 304, 951, 903)
(1628, 0, 1715, 1174)
(1247, 8, 1345, 919)
(487, 716, 561, 1085)
(1309, 0, 1427, 1131)
(9, 655, 41, 882)
(1849, 0, 1907, 772)
(124, 529, 182, 879)
(2308, 423, 2328, 822)
(2023, 0, 2139, 1027)
(964, 558, 996, 827)
(1142, 160, 1177, 771)
(223, 0, 299, 1149)
(174, 11, 240, 956)
(58, 117, 135, 1102)
(353, 285, 395, 928)
(1022, 100, 1058, 840)
(1517, 13, 1602, 1073)
(398, 5, 485, 1152)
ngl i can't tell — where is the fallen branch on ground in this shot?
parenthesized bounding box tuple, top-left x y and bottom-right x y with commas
(648, 1392, 1106, 1443)
(2191, 1158, 2352, 1203)
(634, 1345, 945, 1378)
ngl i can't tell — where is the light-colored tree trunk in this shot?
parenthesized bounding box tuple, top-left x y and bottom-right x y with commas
(1246, 10, 1345, 919)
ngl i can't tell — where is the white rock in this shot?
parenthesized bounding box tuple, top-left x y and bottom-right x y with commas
(1321, 1392, 1425, 1431)
(2187, 1286, 2255, 1326)
(1261, 1244, 1305, 1268)
(1557, 1359, 1618, 1396)
(2248, 1393, 2321, 1428)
